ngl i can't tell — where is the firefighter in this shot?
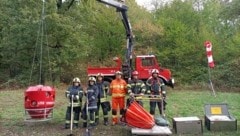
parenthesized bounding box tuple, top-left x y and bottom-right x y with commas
(82, 76, 99, 128)
(146, 69, 167, 116)
(127, 70, 146, 106)
(65, 77, 83, 129)
(109, 71, 127, 125)
(95, 73, 110, 126)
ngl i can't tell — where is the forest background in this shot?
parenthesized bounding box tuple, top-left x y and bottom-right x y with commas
(0, 0, 240, 90)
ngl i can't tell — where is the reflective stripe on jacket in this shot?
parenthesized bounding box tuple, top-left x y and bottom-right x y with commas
(146, 76, 165, 95)
(127, 79, 146, 94)
(96, 81, 109, 102)
(110, 79, 127, 98)
(65, 85, 83, 107)
(86, 84, 99, 109)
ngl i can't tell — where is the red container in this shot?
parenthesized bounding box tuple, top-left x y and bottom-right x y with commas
(125, 101, 155, 129)
(24, 85, 55, 119)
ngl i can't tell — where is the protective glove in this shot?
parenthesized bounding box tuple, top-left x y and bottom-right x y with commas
(73, 95, 79, 101)
(150, 93, 154, 98)
(129, 93, 134, 97)
(162, 90, 166, 98)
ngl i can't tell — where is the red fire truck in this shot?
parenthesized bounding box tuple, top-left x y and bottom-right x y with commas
(87, 0, 174, 87)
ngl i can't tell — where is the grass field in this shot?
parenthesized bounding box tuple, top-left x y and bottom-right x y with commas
(0, 88, 239, 136)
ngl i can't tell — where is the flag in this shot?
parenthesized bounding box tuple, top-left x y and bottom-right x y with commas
(204, 41, 215, 68)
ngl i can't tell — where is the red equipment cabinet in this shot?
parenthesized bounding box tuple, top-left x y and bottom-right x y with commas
(24, 85, 55, 122)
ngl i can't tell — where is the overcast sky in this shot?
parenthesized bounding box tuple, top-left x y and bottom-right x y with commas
(135, 0, 152, 7)
(135, 0, 171, 10)
(136, 0, 171, 5)
(135, 0, 154, 10)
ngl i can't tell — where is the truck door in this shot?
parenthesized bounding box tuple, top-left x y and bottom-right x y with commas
(137, 57, 157, 79)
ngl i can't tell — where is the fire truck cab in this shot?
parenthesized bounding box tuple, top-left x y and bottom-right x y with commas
(88, 54, 174, 87)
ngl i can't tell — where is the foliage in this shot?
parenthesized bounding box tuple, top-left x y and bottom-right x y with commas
(211, 57, 240, 88)
(152, 0, 240, 87)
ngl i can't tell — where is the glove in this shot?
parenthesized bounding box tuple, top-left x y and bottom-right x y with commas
(150, 94, 154, 98)
(162, 90, 166, 98)
(130, 93, 134, 97)
(69, 95, 78, 101)
(73, 95, 79, 101)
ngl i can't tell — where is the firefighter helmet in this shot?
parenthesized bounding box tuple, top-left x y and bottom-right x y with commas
(88, 76, 96, 82)
(132, 71, 139, 76)
(96, 73, 104, 78)
(115, 71, 122, 75)
(72, 77, 81, 83)
(151, 69, 159, 74)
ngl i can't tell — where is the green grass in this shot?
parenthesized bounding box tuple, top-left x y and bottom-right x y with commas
(0, 88, 239, 136)
(166, 89, 240, 136)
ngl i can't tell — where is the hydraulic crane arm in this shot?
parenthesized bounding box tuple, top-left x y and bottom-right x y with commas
(97, 0, 134, 79)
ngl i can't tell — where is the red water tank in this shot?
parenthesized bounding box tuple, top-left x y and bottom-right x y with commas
(24, 85, 55, 119)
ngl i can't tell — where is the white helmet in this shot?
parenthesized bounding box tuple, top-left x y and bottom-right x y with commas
(73, 77, 81, 83)
(151, 69, 159, 74)
(88, 76, 96, 82)
(115, 71, 123, 75)
(96, 73, 104, 78)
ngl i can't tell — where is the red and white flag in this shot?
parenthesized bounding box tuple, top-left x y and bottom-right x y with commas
(204, 41, 215, 68)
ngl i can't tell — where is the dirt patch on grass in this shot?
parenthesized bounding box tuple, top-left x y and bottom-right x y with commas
(1, 121, 131, 136)
(0, 89, 132, 136)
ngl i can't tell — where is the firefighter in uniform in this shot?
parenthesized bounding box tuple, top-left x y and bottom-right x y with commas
(127, 70, 146, 106)
(110, 71, 127, 125)
(65, 77, 83, 129)
(82, 76, 99, 128)
(146, 69, 167, 116)
(95, 73, 110, 126)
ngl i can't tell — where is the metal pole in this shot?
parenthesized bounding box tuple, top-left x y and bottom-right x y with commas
(69, 95, 74, 136)
(208, 67, 216, 97)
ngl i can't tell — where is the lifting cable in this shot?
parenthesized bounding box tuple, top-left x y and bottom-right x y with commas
(29, 0, 52, 86)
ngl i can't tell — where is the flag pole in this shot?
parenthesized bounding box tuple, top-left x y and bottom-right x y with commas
(205, 41, 216, 97)
(208, 66, 216, 97)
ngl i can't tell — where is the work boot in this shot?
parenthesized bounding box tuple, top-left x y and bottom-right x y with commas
(120, 116, 126, 123)
(73, 123, 78, 129)
(118, 121, 126, 126)
(95, 118, 99, 126)
(82, 122, 87, 128)
(104, 118, 109, 126)
(89, 123, 95, 129)
(111, 122, 117, 126)
(65, 124, 70, 129)
(104, 121, 109, 126)
(91, 123, 96, 126)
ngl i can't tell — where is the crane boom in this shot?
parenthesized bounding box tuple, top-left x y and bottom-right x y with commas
(97, 0, 134, 79)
